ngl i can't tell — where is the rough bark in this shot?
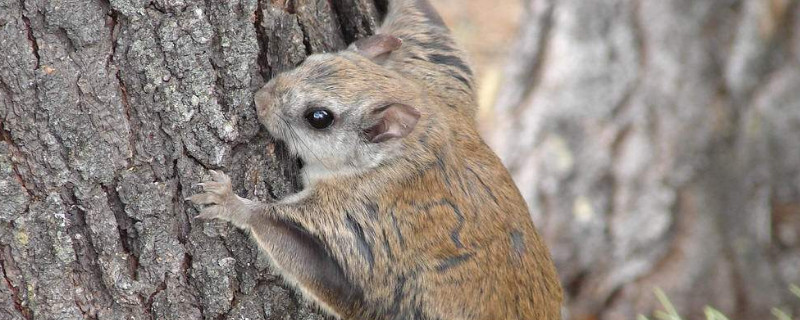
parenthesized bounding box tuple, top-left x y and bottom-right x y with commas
(489, 0, 800, 319)
(0, 0, 383, 319)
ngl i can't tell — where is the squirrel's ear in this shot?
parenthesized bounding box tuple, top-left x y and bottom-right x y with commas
(364, 104, 420, 143)
(349, 34, 402, 64)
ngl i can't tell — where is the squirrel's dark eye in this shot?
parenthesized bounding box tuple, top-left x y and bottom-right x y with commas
(304, 108, 334, 129)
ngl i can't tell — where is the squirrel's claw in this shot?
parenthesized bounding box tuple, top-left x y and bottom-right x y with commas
(187, 170, 234, 207)
(194, 206, 225, 220)
(186, 193, 223, 205)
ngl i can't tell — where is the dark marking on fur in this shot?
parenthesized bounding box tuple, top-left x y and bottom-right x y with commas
(387, 274, 408, 317)
(422, 39, 454, 53)
(394, 274, 407, 304)
(450, 230, 464, 248)
(435, 253, 474, 272)
(404, 36, 452, 54)
(345, 214, 375, 268)
(387, 269, 433, 320)
(401, 37, 453, 59)
(413, 309, 441, 320)
(413, 0, 447, 27)
(401, 37, 422, 47)
(375, 0, 389, 20)
(418, 121, 434, 147)
(418, 133, 430, 147)
(381, 229, 394, 261)
(418, 30, 454, 50)
(449, 201, 465, 248)
(426, 200, 466, 249)
(389, 210, 406, 248)
(436, 156, 452, 188)
(452, 175, 470, 199)
(429, 54, 472, 76)
(365, 202, 379, 219)
(466, 166, 499, 205)
(415, 199, 466, 248)
(447, 70, 472, 89)
(510, 229, 526, 262)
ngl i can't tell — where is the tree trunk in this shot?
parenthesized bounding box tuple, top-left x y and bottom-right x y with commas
(489, 0, 800, 319)
(0, 0, 383, 319)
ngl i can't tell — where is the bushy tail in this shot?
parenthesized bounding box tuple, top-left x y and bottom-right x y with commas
(378, 0, 477, 118)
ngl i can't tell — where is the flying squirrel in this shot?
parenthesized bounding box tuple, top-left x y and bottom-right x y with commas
(189, 0, 563, 318)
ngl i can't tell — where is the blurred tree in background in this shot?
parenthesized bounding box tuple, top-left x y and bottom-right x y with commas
(489, 0, 800, 319)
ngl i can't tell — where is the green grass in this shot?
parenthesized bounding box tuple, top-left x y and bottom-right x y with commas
(637, 285, 800, 320)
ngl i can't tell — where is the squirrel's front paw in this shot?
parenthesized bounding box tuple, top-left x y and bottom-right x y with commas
(187, 170, 236, 220)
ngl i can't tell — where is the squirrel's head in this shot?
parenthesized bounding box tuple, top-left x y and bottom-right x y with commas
(254, 35, 424, 183)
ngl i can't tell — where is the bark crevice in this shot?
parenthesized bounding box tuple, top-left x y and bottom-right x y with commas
(254, 1, 271, 80)
(1, 255, 32, 320)
(102, 183, 140, 276)
(19, 0, 40, 69)
(0, 123, 32, 197)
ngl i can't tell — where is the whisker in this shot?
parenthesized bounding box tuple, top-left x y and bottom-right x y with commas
(276, 114, 333, 171)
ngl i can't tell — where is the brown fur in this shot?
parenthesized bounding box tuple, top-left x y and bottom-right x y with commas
(378, 0, 477, 119)
(189, 0, 563, 319)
